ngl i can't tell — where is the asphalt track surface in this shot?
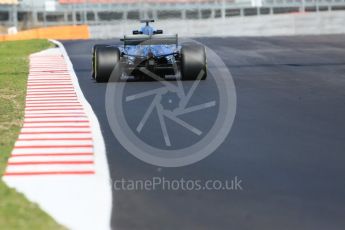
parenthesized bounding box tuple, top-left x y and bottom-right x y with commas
(62, 35, 345, 230)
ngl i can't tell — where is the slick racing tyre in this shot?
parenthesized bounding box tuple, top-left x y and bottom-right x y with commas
(94, 46, 122, 83)
(181, 45, 207, 81)
(92, 44, 107, 79)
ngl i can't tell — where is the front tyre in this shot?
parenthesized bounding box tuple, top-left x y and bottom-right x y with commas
(181, 45, 207, 81)
(95, 47, 122, 83)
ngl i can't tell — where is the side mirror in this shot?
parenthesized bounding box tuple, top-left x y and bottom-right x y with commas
(133, 30, 143, 35)
(154, 30, 163, 35)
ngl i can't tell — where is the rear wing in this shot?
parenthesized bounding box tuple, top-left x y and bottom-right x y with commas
(121, 34, 178, 46)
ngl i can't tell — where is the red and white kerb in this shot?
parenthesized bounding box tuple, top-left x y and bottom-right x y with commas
(4, 53, 95, 176)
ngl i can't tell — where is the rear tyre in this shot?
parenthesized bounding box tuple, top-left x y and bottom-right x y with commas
(92, 44, 107, 79)
(95, 47, 122, 83)
(180, 45, 207, 81)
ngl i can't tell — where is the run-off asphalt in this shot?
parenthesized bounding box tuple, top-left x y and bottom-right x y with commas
(62, 35, 345, 230)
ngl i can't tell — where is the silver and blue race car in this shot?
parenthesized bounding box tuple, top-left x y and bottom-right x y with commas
(92, 20, 207, 82)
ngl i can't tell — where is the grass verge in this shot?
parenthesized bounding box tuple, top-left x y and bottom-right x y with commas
(0, 40, 65, 229)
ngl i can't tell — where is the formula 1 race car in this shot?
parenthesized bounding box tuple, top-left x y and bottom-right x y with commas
(92, 20, 207, 82)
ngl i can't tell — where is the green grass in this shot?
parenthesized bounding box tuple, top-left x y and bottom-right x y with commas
(0, 40, 65, 230)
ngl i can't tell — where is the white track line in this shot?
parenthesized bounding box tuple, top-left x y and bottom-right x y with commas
(13, 148, 94, 155)
(19, 133, 93, 139)
(15, 140, 93, 146)
(8, 155, 94, 163)
(6, 164, 95, 173)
